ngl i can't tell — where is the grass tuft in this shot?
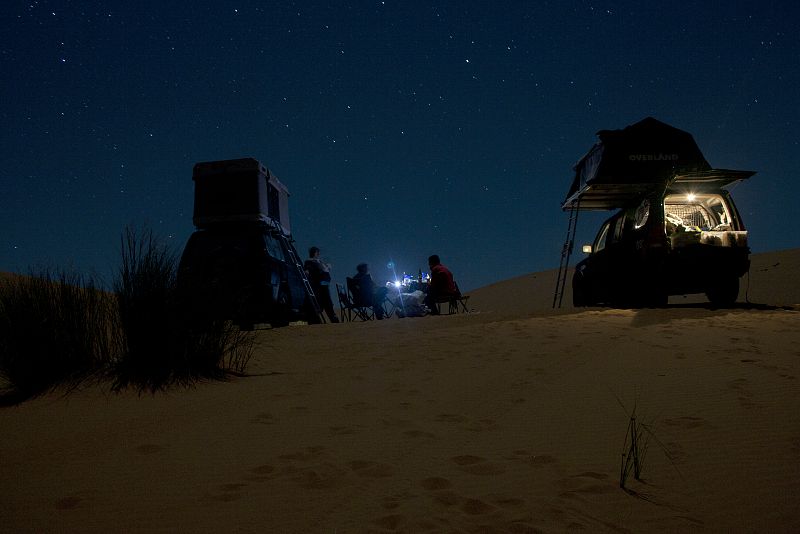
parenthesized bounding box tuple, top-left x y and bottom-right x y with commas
(0, 226, 254, 404)
(619, 408, 651, 489)
(0, 270, 119, 401)
(112, 226, 253, 391)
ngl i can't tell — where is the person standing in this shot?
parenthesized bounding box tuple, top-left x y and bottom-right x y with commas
(424, 254, 459, 315)
(304, 246, 339, 323)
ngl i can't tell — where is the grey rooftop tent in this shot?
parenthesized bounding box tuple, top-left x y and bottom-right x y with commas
(192, 157, 292, 234)
(563, 117, 716, 210)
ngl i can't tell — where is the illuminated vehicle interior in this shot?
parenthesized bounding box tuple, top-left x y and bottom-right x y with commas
(663, 193, 746, 248)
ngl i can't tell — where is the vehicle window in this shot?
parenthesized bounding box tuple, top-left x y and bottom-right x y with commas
(665, 194, 732, 232)
(612, 213, 628, 243)
(264, 234, 285, 261)
(594, 221, 610, 252)
(268, 183, 281, 222)
(705, 197, 732, 230)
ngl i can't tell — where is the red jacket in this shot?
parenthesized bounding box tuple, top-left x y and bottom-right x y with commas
(429, 264, 458, 296)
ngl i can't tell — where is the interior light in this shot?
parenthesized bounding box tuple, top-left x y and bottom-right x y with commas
(687, 193, 696, 202)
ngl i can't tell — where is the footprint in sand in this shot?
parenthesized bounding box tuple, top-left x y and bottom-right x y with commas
(291, 466, 347, 490)
(451, 455, 506, 475)
(465, 418, 497, 432)
(55, 495, 84, 510)
(134, 444, 163, 455)
(452, 455, 484, 465)
(250, 412, 275, 425)
(493, 497, 525, 508)
(371, 514, 406, 530)
(347, 460, 394, 478)
(433, 490, 463, 506)
(329, 425, 357, 436)
(208, 483, 247, 502)
(403, 429, 436, 439)
(728, 378, 761, 409)
(532, 454, 557, 466)
(462, 498, 495, 515)
(507, 452, 557, 467)
(279, 446, 327, 462)
(420, 476, 452, 490)
(435, 413, 468, 423)
(245, 464, 276, 481)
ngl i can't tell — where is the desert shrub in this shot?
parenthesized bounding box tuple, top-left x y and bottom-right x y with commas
(0, 270, 118, 401)
(112, 227, 253, 391)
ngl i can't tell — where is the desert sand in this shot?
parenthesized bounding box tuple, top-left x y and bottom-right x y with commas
(2, 249, 799, 533)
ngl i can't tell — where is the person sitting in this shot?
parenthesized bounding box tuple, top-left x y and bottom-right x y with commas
(351, 263, 388, 320)
(424, 254, 460, 315)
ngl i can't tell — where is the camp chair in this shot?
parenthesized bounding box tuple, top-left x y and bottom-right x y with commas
(349, 277, 395, 319)
(336, 281, 373, 321)
(432, 281, 471, 315)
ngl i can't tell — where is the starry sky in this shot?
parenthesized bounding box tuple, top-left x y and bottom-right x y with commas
(2, 1, 799, 291)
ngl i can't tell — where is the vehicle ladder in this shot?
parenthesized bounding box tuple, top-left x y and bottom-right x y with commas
(552, 199, 580, 308)
(270, 220, 324, 323)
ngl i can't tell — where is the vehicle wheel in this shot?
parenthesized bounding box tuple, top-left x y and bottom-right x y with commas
(640, 284, 668, 308)
(269, 289, 292, 328)
(303, 296, 323, 324)
(572, 275, 590, 307)
(644, 291, 668, 308)
(706, 277, 739, 307)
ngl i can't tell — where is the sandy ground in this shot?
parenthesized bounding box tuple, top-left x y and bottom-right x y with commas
(1, 249, 799, 533)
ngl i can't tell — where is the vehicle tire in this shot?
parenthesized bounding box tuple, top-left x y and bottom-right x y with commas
(706, 277, 739, 307)
(269, 288, 292, 328)
(303, 296, 323, 324)
(640, 283, 668, 308)
(572, 275, 590, 307)
(644, 290, 668, 308)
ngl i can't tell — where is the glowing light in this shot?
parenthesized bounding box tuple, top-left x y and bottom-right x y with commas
(687, 193, 696, 202)
(393, 280, 401, 288)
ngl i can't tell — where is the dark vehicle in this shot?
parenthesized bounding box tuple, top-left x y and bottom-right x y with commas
(177, 158, 320, 328)
(564, 118, 755, 307)
(573, 172, 752, 307)
(177, 223, 318, 328)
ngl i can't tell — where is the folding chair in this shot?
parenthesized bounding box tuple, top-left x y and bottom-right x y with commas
(432, 281, 471, 315)
(336, 281, 373, 321)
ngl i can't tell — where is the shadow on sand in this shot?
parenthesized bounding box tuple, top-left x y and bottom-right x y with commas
(630, 302, 795, 328)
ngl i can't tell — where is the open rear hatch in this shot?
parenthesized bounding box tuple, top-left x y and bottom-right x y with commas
(669, 169, 755, 191)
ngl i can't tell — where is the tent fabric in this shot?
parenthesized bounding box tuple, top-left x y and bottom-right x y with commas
(563, 117, 712, 209)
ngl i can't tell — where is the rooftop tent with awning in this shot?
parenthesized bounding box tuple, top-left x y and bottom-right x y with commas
(562, 117, 714, 210)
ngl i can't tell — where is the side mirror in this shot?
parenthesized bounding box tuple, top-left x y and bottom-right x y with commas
(582, 244, 592, 254)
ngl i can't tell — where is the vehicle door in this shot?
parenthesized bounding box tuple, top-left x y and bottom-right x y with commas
(262, 232, 288, 305)
(579, 216, 614, 300)
(593, 210, 641, 297)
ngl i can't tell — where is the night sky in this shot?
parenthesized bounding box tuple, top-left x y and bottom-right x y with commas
(2, 1, 798, 291)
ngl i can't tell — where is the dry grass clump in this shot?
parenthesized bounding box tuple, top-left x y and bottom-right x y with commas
(112, 226, 253, 391)
(0, 227, 254, 403)
(0, 270, 119, 402)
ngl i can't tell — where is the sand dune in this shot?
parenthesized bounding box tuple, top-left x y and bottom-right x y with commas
(2, 249, 799, 532)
